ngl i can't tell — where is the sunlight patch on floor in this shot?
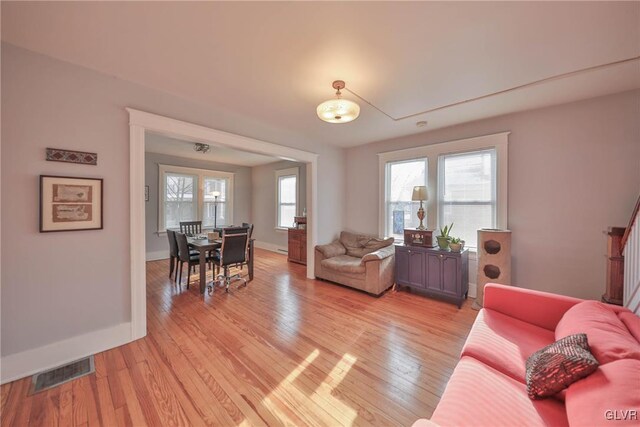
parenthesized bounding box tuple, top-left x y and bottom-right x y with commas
(261, 350, 359, 426)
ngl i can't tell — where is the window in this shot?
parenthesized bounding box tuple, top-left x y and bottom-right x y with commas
(158, 164, 233, 231)
(276, 167, 299, 229)
(438, 149, 496, 249)
(379, 132, 508, 248)
(385, 159, 427, 241)
(164, 173, 198, 230)
(203, 177, 228, 227)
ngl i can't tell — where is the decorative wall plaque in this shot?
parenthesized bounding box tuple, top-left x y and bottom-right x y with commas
(46, 148, 98, 165)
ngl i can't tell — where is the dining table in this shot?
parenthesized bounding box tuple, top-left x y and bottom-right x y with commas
(187, 236, 255, 294)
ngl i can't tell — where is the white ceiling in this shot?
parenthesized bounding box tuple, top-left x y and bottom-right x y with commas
(2, 2, 639, 148)
(145, 132, 279, 167)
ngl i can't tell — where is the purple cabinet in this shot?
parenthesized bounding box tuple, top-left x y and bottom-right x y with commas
(395, 245, 469, 308)
(408, 251, 426, 288)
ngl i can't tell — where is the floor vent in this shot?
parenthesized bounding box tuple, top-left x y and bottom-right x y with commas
(29, 356, 95, 395)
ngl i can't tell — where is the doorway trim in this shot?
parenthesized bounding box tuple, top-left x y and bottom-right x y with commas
(127, 108, 318, 340)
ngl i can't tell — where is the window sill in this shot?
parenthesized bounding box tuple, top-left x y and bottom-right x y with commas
(275, 227, 289, 232)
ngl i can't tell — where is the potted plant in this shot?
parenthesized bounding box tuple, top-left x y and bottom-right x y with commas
(449, 237, 462, 253)
(436, 223, 453, 250)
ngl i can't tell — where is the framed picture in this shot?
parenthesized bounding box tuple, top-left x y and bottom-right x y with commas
(40, 175, 103, 232)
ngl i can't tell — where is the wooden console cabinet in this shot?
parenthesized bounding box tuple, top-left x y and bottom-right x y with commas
(603, 226, 625, 305)
(288, 216, 307, 265)
(395, 245, 469, 308)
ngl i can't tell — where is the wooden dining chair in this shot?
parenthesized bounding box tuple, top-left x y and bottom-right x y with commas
(180, 221, 202, 235)
(166, 229, 179, 280)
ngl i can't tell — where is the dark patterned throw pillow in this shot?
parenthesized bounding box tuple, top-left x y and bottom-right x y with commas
(525, 333, 599, 399)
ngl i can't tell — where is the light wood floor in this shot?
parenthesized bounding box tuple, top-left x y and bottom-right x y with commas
(1, 249, 477, 426)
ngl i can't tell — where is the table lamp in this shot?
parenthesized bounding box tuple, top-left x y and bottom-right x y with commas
(412, 186, 428, 230)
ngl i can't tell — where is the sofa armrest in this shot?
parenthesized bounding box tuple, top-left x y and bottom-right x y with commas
(315, 240, 346, 259)
(484, 283, 583, 331)
(362, 245, 395, 263)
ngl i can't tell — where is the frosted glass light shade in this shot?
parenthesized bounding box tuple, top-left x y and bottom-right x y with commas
(316, 98, 360, 123)
(211, 191, 221, 197)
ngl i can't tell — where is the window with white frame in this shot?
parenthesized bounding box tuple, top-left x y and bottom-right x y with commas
(276, 167, 298, 229)
(438, 149, 497, 249)
(379, 132, 508, 248)
(164, 172, 198, 230)
(159, 164, 234, 232)
(203, 177, 228, 227)
(385, 159, 427, 241)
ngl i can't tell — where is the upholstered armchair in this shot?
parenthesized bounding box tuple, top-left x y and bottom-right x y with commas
(314, 231, 395, 296)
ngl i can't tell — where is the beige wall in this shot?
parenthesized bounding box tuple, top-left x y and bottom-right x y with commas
(344, 90, 640, 300)
(251, 160, 307, 250)
(144, 151, 253, 259)
(1, 43, 345, 358)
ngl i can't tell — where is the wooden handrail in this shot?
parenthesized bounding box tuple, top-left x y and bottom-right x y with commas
(621, 193, 640, 250)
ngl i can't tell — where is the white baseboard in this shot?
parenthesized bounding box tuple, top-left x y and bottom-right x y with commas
(1, 322, 133, 385)
(146, 250, 168, 261)
(254, 240, 288, 254)
(469, 282, 477, 299)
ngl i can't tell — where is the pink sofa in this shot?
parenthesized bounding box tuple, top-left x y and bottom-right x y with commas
(414, 283, 640, 427)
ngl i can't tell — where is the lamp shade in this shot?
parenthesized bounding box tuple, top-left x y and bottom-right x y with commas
(211, 191, 221, 198)
(412, 186, 428, 201)
(316, 98, 360, 123)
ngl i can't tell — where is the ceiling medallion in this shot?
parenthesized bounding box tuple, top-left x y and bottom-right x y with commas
(316, 80, 360, 124)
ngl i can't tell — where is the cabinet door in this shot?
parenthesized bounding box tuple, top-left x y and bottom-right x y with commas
(441, 256, 459, 296)
(426, 253, 442, 290)
(395, 248, 410, 285)
(288, 233, 300, 261)
(408, 251, 425, 288)
(300, 236, 307, 264)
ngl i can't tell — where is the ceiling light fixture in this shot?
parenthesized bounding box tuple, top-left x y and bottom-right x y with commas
(193, 143, 211, 154)
(316, 80, 360, 124)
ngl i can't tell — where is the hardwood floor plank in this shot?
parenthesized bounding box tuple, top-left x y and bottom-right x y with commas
(95, 377, 118, 427)
(116, 369, 148, 427)
(12, 383, 34, 427)
(2, 379, 29, 427)
(84, 376, 102, 427)
(0, 382, 11, 416)
(114, 404, 132, 427)
(1, 249, 476, 426)
(71, 377, 88, 426)
(144, 324, 242, 426)
(57, 382, 73, 427)
(28, 389, 48, 427)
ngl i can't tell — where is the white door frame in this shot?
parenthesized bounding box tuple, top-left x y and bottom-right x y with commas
(127, 108, 318, 340)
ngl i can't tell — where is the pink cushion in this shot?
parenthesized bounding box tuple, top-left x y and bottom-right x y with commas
(431, 357, 568, 427)
(565, 359, 640, 426)
(619, 311, 640, 343)
(555, 301, 640, 364)
(461, 309, 555, 383)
